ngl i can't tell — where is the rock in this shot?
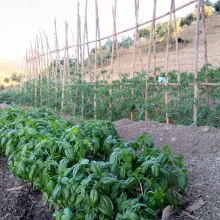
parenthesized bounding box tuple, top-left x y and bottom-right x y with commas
(161, 205, 172, 220)
(171, 137, 177, 142)
(186, 199, 206, 212)
(201, 126, 210, 133)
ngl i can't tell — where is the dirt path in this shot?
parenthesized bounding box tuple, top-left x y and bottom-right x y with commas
(115, 119, 220, 220)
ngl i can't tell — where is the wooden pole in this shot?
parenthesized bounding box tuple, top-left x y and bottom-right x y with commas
(109, 6, 116, 117)
(194, 0, 201, 125)
(84, 4, 92, 82)
(164, 0, 173, 124)
(39, 32, 47, 106)
(61, 21, 69, 112)
(131, 0, 140, 120)
(95, 0, 103, 71)
(201, 0, 208, 64)
(113, 0, 121, 76)
(147, 0, 157, 75)
(43, 30, 51, 105)
(172, 0, 180, 73)
(145, 0, 157, 120)
(28, 0, 198, 60)
(54, 18, 60, 110)
(81, 0, 88, 118)
(77, 2, 80, 73)
(94, 0, 98, 119)
(201, 0, 209, 107)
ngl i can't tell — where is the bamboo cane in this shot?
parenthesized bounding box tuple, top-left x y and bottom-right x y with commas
(164, 0, 174, 124)
(194, 0, 201, 125)
(145, 0, 157, 120)
(54, 18, 60, 110)
(42, 30, 51, 105)
(81, 0, 88, 118)
(94, 0, 98, 119)
(109, 6, 116, 117)
(95, 0, 103, 71)
(131, 0, 140, 120)
(201, 0, 209, 107)
(61, 22, 69, 112)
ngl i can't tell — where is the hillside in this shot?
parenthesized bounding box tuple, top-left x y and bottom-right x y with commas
(0, 58, 22, 87)
(102, 12, 220, 79)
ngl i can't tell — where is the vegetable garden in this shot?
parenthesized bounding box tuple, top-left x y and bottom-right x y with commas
(0, 0, 220, 219)
(0, 107, 187, 219)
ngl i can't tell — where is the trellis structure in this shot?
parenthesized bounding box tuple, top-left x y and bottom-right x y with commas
(23, 0, 220, 125)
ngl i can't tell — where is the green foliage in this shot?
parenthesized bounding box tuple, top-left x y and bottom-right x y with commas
(138, 28, 150, 38)
(180, 13, 195, 27)
(1, 65, 219, 127)
(119, 36, 133, 49)
(0, 107, 187, 219)
(156, 22, 174, 41)
(214, 0, 220, 12)
(10, 72, 21, 82)
(3, 77, 10, 83)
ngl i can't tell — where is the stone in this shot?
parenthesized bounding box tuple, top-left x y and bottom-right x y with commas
(186, 199, 206, 212)
(171, 137, 177, 142)
(201, 126, 210, 133)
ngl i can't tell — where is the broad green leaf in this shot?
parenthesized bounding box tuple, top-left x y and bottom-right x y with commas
(90, 189, 99, 206)
(98, 195, 113, 218)
(178, 170, 187, 191)
(151, 164, 159, 177)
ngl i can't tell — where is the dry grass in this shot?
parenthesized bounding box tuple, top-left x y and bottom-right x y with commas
(98, 13, 220, 79)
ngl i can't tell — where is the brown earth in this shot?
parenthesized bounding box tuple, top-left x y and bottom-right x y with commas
(99, 13, 220, 79)
(0, 157, 52, 220)
(0, 119, 220, 219)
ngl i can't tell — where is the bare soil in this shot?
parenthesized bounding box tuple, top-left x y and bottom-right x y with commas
(0, 157, 52, 220)
(115, 119, 220, 220)
(1, 119, 220, 219)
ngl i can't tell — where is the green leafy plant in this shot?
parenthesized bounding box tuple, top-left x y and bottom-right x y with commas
(0, 107, 187, 220)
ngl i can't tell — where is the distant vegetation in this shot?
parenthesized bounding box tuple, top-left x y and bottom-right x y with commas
(214, 0, 220, 12)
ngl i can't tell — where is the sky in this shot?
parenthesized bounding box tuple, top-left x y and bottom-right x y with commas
(0, 0, 216, 60)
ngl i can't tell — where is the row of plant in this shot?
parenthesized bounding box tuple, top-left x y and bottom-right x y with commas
(0, 107, 187, 219)
(1, 65, 219, 127)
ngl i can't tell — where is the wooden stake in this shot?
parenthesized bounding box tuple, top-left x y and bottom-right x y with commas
(194, 0, 201, 125)
(95, 0, 103, 70)
(201, 0, 209, 107)
(164, 0, 173, 124)
(109, 5, 116, 116)
(43, 30, 51, 104)
(172, 0, 180, 74)
(54, 18, 60, 110)
(131, 0, 140, 120)
(61, 22, 69, 112)
(201, 0, 208, 64)
(94, 0, 98, 119)
(145, 0, 157, 120)
(81, 0, 88, 118)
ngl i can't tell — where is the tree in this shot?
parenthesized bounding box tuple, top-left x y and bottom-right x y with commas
(138, 28, 150, 38)
(214, 0, 220, 12)
(119, 36, 133, 48)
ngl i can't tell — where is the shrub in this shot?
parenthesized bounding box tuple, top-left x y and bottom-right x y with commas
(214, 0, 220, 12)
(180, 13, 194, 27)
(138, 28, 150, 38)
(0, 107, 187, 220)
(119, 36, 133, 48)
(3, 78, 10, 83)
(10, 73, 21, 82)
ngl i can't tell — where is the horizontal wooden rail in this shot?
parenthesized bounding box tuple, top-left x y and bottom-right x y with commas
(27, 0, 198, 61)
